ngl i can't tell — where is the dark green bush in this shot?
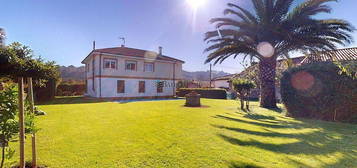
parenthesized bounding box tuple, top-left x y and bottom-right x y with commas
(281, 62, 357, 123)
(176, 88, 227, 99)
(57, 84, 85, 96)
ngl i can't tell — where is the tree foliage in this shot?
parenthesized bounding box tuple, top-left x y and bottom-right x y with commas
(204, 0, 354, 108)
(204, 0, 354, 63)
(0, 42, 60, 81)
(231, 79, 256, 110)
(0, 84, 37, 168)
(281, 61, 357, 123)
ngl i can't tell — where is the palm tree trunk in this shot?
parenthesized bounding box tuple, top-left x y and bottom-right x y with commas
(259, 58, 277, 108)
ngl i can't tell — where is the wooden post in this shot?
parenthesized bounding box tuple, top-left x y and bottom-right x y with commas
(27, 78, 37, 168)
(18, 77, 25, 168)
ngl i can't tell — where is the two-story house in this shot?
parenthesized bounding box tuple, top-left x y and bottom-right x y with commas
(81, 46, 184, 99)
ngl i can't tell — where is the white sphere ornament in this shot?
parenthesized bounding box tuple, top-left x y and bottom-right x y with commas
(257, 42, 275, 58)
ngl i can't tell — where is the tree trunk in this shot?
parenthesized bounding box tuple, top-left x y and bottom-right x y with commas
(259, 58, 277, 108)
(1, 146, 5, 168)
(27, 78, 37, 168)
(240, 99, 244, 110)
(18, 77, 25, 168)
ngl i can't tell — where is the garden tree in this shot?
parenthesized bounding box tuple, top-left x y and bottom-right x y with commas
(0, 84, 36, 168)
(0, 42, 60, 81)
(0, 42, 59, 168)
(204, 0, 354, 108)
(231, 79, 256, 110)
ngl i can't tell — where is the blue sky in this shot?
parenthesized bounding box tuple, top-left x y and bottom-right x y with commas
(1, 0, 357, 73)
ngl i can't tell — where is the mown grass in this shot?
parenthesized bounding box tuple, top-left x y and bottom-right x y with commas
(6, 97, 357, 168)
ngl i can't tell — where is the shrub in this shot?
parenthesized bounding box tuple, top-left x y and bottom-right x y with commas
(0, 84, 37, 168)
(56, 83, 85, 96)
(231, 79, 256, 110)
(281, 61, 357, 123)
(176, 88, 227, 99)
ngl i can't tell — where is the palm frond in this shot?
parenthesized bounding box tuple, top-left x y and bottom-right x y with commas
(227, 3, 258, 24)
(204, 0, 354, 65)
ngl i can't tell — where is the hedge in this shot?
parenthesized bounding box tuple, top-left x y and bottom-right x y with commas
(176, 88, 227, 99)
(280, 61, 357, 123)
(57, 84, 85, 96)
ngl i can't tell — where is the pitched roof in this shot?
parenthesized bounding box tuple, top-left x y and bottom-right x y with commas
(82, 47, 184, 63)
(301, 47, 357, 64)
(212, 74, 235, 81)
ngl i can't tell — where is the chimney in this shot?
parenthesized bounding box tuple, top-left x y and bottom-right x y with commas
(92, 41, 96, 50)
(121, 44, 125, 47)
(158, 46, 163, 55)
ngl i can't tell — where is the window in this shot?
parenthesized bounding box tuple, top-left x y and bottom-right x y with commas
(139, 81, 145, 93)
(157, 81, 164, 93)
(104, 58, 117, 69)
(125, 60, 137, 71)
(144, 62, 154, 72)
(117, 80, 125, 93)
(92, 59, 95, 91)
(86, 64, 90, 72)
(85, 80, 88, 93)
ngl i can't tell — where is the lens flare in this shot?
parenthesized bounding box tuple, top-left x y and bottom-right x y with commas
(144, 51, 158, 61)
(291, 71, 315, 91)
(187, 0, 206, 9)
(257, 42, 274, 58)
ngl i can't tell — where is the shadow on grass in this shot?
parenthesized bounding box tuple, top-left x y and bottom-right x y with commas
(213, 113, 357, 167)
(36, 96, 108, 105)
(243, 113, 276, 121)
(228, 161, 262, 168)
(266, 107, 284, 113)
(212, 124, 306, 139)
(213, 115, 302, 129)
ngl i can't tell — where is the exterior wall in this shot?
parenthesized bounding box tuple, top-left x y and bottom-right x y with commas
(214, 80, 230, 88)
(99, 54, 183, 79)
(83, 52, 183, 98)
(100, 78, 175, 98)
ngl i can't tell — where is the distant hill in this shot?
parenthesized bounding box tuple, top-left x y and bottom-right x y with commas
(182, 70, 231, 81)
(59, 66, 231, 81)
(59, 65, 85, 81)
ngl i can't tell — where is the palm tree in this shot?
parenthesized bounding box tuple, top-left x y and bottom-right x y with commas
(204, 0, 354, 108)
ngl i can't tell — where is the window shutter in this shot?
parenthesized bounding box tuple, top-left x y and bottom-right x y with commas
(117, 80, 125, 93)
(157, 81, 163, 93)
(139, 81, 145, 93)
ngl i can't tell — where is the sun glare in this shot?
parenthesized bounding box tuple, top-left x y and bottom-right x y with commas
(187, 0, 206, 9)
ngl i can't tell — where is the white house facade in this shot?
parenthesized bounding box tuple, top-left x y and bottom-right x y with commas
(212, 74, 234, 89)
(81, 46, 184, 99)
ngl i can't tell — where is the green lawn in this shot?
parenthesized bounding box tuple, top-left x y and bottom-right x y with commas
(7, 97, 357, 168)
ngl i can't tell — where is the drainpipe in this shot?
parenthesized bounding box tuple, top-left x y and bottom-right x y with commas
(173, 61, 176, 97)
(99, 53, 102, 98)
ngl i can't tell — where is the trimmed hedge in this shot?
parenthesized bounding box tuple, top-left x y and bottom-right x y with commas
(176, 88, 227, 99)
(57, 84, 85, 96)
(281, 62, 357, 123)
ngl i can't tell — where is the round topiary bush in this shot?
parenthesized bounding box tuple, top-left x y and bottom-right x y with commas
(281, 61, 357, 123)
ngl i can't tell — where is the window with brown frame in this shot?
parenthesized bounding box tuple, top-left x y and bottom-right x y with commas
(139, 81, 145, 93)
(117, 80, 125, 93)
(85, 80, 88, 93)
(104, 58, 117, 69)
(144, 62, 154, 72)
(157, 81, 163, 93)
(125, 60, 137, 71)
(86, 63, 90, 72)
